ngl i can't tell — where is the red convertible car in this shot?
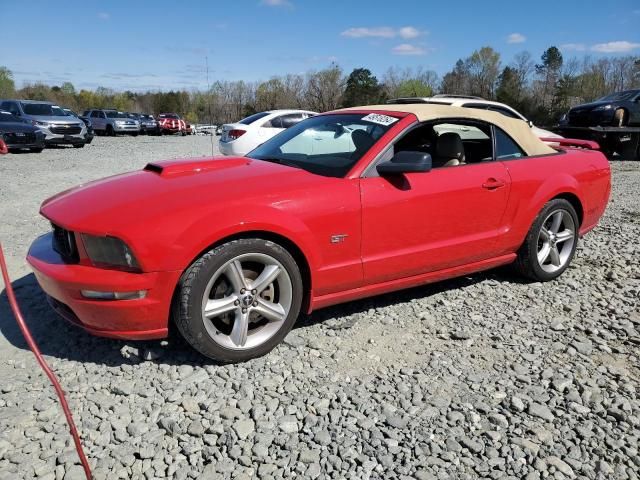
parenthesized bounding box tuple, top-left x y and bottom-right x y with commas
(27, 105, 611, 362)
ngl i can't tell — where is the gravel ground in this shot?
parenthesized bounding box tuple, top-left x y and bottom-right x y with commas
(0, 137, 638, 480)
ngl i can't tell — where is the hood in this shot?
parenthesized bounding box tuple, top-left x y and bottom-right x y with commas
(569, 100, 614, 112)
(0, 121, 40, 133)
(25, 115, 82, 124)
(40, 156, 332, 237)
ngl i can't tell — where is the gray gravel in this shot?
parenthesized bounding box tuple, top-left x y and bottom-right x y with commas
(0, 137, 639, 479)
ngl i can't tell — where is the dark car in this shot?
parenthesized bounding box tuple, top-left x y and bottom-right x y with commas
(129, 113, 160, 135)
(563, 89, 640, 128)
(64, 108, 94, 144)
(0, 110, 46, 153)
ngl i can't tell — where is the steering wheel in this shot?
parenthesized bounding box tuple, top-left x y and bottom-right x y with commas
(0, 139, 8, 155)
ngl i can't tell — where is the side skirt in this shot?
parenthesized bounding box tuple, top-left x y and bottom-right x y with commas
(310, 253, 516, 311)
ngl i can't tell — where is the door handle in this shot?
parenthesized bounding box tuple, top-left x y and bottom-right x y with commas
(482, 178, 506, 190)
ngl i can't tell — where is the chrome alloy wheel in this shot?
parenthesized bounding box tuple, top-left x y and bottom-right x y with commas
(536, 209, 576, 273)
(200, 253, 292, 350)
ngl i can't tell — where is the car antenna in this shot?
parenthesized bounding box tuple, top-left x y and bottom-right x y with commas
(206, 55, 215, 157)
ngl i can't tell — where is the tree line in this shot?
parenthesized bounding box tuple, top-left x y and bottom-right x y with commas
(1, 46, 638, 126)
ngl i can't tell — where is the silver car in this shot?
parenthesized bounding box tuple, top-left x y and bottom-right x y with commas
(83, 109, 140, 136)
(0, 99, 87, 147)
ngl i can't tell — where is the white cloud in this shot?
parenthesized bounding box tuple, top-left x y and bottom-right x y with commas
(98, 12, 110, 20)
(341, 27, 396, 38)
(398, 26, 422, 39)
(391, 44, 427, 56)
(560, 43, 586, 51)
(591, 40, 640, 53)
(260, 0, 292, 7)
(507, 33, 526, 44)
(341, 26, 425, 39)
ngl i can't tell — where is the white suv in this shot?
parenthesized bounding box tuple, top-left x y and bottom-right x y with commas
(387, 95, 562, 140)
(219, 110, 317, 156)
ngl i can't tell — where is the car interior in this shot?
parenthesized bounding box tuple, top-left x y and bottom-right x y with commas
(393, 121, 494, 168)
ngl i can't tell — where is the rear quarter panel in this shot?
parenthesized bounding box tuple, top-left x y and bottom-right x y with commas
(496, 148, 610, 255)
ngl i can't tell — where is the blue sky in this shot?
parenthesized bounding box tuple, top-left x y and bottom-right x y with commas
(2, 0, 639, 92)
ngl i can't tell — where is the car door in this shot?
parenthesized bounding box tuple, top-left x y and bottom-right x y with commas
(360, 120, 511, 285)
(90, 111, 105, 130)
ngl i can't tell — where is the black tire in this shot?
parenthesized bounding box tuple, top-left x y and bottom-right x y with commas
(73, 143, 85, 149)
(174, 238, 303, 362)
(132, 133, 138, 137)
(106, 125, 115, 137)
(515, 198, 579, 282)
(30, 147, 44, 153)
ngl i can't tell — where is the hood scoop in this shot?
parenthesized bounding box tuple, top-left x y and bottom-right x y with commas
(144, 157, 250, 177)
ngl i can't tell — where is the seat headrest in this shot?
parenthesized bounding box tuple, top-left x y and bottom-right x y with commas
(352, 129, 375, 152)
(436, 132, 464, 160)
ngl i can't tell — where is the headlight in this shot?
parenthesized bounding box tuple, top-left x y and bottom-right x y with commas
(593, 104, 613, 111)
(34, 120, 50, 127)
(115, 120, 125, 125)
(81, 234, 141, 271)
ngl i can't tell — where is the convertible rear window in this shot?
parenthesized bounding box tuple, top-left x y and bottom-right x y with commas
(247, 113, 397, 178)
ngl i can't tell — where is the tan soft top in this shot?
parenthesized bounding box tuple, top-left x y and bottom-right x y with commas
(337, 104, 556, 156)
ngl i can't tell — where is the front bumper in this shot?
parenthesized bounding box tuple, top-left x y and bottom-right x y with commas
(113, 124, 140, 133)
(27, 233, 181, 340)
(44, 134, 86, 145)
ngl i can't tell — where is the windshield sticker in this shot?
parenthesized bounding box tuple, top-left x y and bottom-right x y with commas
(361, 113, 399, 126)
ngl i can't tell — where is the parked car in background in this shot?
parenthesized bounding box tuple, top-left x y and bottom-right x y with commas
(219, 109, 317, 156)
(561, 89, 640, 128)
(387, 95, 562, 141)
(63, 108, 94, 144)
(26, 104, 611, 362)
(137, 114, 160, 135)
(0, 110, 46, 153)
(0, 100, 87, 148)
(157, 113, 187, 135)
(557, 89, 640, 159)
(83, 109, 140, 136)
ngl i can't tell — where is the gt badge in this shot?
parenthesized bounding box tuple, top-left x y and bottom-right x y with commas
(330, 234, 348, 244)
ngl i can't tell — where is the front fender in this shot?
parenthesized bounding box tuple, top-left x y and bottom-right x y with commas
(169, 204, 321, 274)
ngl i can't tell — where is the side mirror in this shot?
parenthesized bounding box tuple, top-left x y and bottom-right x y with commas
(376, 151, 432, 175)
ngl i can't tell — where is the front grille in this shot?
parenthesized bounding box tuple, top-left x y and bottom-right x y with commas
(5, 132, 36, 144)
(52, 224, 79, 263)
(50, 124, 82, 135)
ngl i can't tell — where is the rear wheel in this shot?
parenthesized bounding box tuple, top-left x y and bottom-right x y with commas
(174, 238, 303, 362)
(515, 199, 579, 282)
(73, 143, 85, 149)
(30, 147, 43, 153)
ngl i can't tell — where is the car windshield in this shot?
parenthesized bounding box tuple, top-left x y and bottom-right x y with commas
(159, 114, 179, 119)
(247, 113, 398, 178)
(106, 111, 128, 118)
(596, 90, 637, 102)
(238, 111, 270, 125)
(141, 115, 153, 120)
(0, 111, 19, 122)
(22, 103, 68, 116)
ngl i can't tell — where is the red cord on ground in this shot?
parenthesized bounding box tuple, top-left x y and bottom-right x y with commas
(0, 243, 93, 480)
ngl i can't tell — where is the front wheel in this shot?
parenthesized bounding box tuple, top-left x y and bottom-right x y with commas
(73, 143, 85, 149)
(174, 238, 303, 362)
(30, 147, 44, 153)
(515, 199, 579, 282)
